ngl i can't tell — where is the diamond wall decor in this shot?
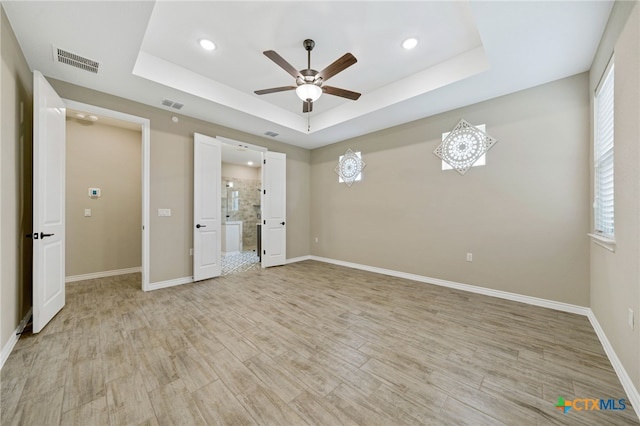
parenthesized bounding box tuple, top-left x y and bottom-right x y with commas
(434, 119, 497, 175)
(335, 149, 366, 187)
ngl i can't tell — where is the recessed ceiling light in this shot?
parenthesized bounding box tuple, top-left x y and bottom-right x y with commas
(247, 161, 254, 166)
(199, 39, 216, 51)
(402, 38, 418, 50)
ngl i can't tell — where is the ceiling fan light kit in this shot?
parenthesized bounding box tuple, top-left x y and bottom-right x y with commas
(255, 39, 361, 113)
(296, 84, 322, 102)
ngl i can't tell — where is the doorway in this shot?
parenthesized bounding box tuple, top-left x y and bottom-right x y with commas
(64, 108, 142, 282)
(63, 100, 150, 289)
(220, 138, 264, 275)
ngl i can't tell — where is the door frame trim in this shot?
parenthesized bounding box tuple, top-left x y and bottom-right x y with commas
(63, 100, 151, 291)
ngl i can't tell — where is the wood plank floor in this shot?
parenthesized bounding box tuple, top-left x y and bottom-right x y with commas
(2, 260, 638, 425)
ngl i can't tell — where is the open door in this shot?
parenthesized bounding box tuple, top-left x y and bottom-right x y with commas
(32, 71, 66, 333)
(193, 133, 221, 281)
(261, 151, 286, 267)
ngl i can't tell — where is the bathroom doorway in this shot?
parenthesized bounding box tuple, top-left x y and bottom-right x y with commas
(220, 138, 264, 275)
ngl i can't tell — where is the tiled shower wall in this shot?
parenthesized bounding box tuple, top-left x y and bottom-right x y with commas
(222, 176, 261, 248)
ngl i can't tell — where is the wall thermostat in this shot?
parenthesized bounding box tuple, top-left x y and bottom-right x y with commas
(88, 188, 101, 198)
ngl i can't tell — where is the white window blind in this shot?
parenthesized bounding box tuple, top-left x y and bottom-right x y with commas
(594, 62, 614, 237)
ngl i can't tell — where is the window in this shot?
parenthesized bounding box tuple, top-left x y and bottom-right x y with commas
(338, 151, 363, 183)
(441, 124, 486, 170)
(594, 61, 614, 238)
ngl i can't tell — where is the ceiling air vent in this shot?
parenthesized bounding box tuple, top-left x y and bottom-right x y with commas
(53, 46, 99, 74)
(161, 99, 184, 110)
(264, 131, 279, 138)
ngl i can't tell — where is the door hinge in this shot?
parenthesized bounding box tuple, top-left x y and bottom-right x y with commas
(263, 189, 266, 195)
(263, 250, 266, 255)
(263, 220, 266, 225)
(263, 159, 266, 164)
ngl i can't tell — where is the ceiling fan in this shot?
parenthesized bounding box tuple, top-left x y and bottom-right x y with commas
(254, 39, 361, 113)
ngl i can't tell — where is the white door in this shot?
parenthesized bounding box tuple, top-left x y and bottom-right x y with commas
(193, 133, 221, 281)
(261, 151, 286, 267)
(32, 71, 66, 333)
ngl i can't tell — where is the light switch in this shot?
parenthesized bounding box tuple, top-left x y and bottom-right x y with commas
(84, 209, 92, 217)
(158, 208, 172, 217)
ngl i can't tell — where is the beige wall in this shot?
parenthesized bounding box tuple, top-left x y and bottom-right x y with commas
(1, 5, 33, 353)
(311, 73, 590, 306)
(590, 1, 640, 390)
(48, 78, 311, 283)
(65, 119, 142, 276)
(222, 163, 260, 181)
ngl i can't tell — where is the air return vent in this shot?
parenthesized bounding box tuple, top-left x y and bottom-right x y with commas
(53, 46, 99, 74)
(264, 131, 279, 137)
(161, 99, 184, 110)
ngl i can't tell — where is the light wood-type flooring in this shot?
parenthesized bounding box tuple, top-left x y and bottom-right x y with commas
(2, 260, 638, 425)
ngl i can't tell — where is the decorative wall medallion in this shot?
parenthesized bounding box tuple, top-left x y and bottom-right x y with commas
(434, 119, 497, 175)
(335, 149, 365, 187)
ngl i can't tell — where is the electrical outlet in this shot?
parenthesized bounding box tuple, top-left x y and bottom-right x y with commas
(84, 208, 92, 217)
(629, 309, 634, 330)
(466, 253, 473, 262)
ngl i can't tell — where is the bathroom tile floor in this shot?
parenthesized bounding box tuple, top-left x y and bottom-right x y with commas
(222, 249, 260, 275)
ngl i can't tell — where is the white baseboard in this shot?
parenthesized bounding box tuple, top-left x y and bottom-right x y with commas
(310, 256, 589, 315)
(66, 267, 142, 283)
(0, 308, 32, 370)
(286, 255, 311, 264)
(146, 276, 194, 291)
(587, 310, 640, 420)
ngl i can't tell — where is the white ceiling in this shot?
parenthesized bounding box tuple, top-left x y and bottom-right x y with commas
(3, 1, 613, 149)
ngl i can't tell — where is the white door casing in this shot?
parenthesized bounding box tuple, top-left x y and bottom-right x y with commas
(33, 71, 66, 333)
(193, 133, 221, 281)
(261, 151, 287, 267)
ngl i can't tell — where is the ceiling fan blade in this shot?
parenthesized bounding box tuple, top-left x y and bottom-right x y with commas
(303, 100, 312, 113)
(317, 53, 357, 82)
(254, 86, 297, 95)
(263, 50, 302, 79)
(322, 86, 361, 100)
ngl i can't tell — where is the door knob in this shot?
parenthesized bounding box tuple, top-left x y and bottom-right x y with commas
(280, 222, 285, 226)
(196, 224, 206, 229)
(40, 232, 55, 239)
